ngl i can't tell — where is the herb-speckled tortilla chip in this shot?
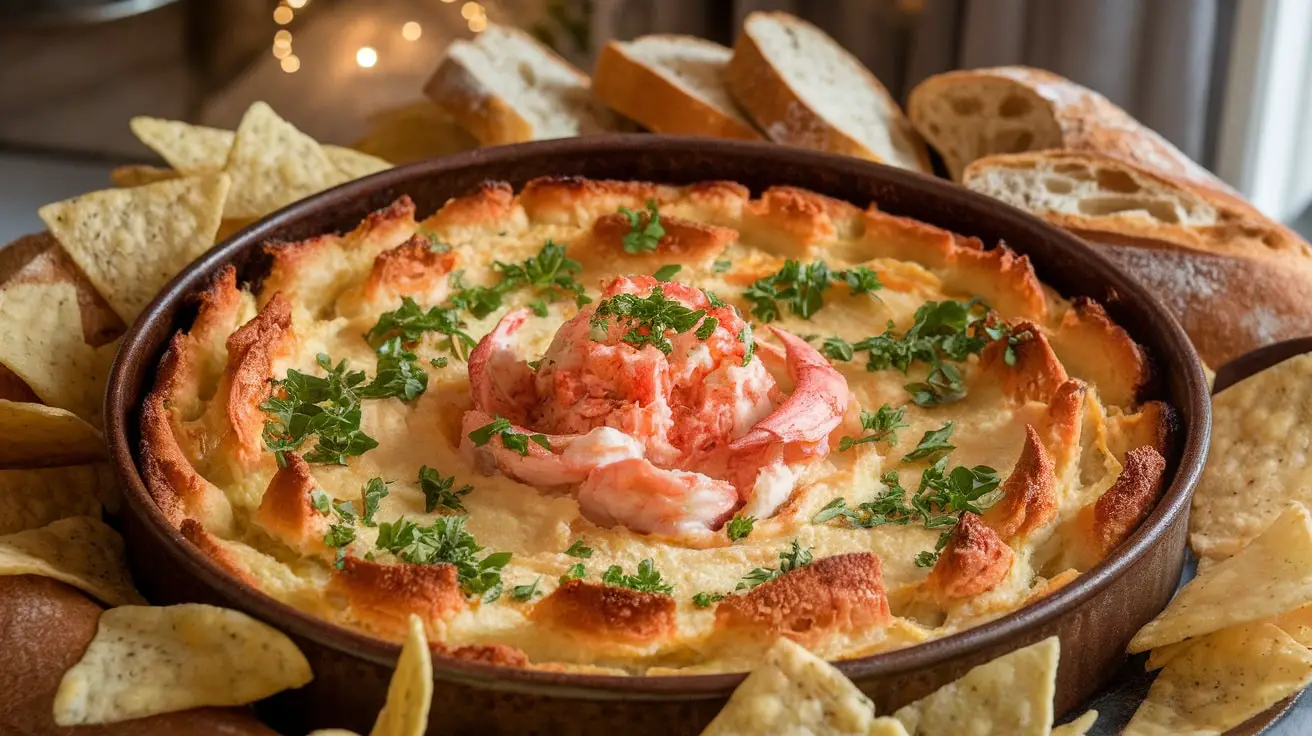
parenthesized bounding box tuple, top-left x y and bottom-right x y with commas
(701, 637, 881, 736)
(109, 164, 180, 188)
(0, 464, 116, 535)
(1131, 503, 1312, 653)
(0, 515, 143, 606)
(1050, 710, 1098, 736)
(129, 116, 234, 173)
(222, 102, 345, 219)
(1192, 354, 1312, 564)
(0, 400, 106, 468)
(324, 145, 393, 181)
(370, 614, 432, 736)
(53, 603, 313, 726)
(1124, 623, 1312, 735)
(0, 282, 117, 426)
(892, 637, 1058, 736)
(39, 173, 231, 322)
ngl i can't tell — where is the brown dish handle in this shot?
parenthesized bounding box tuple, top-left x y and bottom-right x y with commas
(1212, 338, 1312, 395)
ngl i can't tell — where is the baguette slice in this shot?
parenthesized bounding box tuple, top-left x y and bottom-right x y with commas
(726, 12, 931, 172)
(909, 66, 1233, 197)
(424, 23, 618, 145)
(593, 35, 762, 140)
(963, 150, 1312, 366)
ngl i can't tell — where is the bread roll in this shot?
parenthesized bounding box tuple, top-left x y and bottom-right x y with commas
(725, 11, 931, 172)
(593, 35, 761, 141)
(963, 150, 1312, 367)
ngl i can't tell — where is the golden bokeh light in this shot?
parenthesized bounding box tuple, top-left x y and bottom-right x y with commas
(402, 21, 422, 41)
(288, 0, 308, 7)
(469, 16, 488, 32)
(273, 6, 293, 24)
(356, 46, 378, 68)
(281, 54, 300, 73)
(274, 30, 292, 44)
(273, 44, 291, 59)
(461, 2, 484, 20)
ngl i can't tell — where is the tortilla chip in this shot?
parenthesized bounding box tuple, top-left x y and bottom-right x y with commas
(129, 117, 234, 174)
(1191, 354, 1312, 563)
(1050, 710, 1098, 736)
(0, 400, 105, 467)
(1124, 623, 1312, 735)
(0, 515, 143, 606)
(110, 165, 180, 188)
(1130, 503, 1312, 653)
(701, 638, 879, 736)
(0, 464, 116, 535)
(370, 614, 433, 736)
(892, 637, 1058, 736)
(0, 282, 117, 425)
(39, 173, 231, 322)
(222, 101, 345, 219)
(869, 718, 911, 736)
(324, 145, 393, 180)
(53, 603, 312, 725)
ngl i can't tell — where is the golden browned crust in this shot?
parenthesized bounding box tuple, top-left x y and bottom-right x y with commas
(219, 293, 292, 469)
(979, 321, 1069, 404)
(714, 553, 891, 645)
(331, 557, 467, 638)
(1039, 378, 1087, 477)
(532, 579, 677, 646)
(982, 425, 1057, 541)
(946, 244, 1049, 320)
(739, 186, 863, 259)
(435, 642, 530, 668)
(180, 518, 261, 588)
(361, 233, 459, 304)
(578, 212, 737, 273)
(859, 205, 970, 270)
(254, 453, 328, 555)
(1106, 400, 1176, 461)
(1062, 446, 1168, 570)
(140, 338, 207, 527)
(1024, 568, 1080, 605)
(519, 177, 678, 226)
(1050, 298, 1147, 408)
(425, 181, 516, 232)
(926, 513, 1015, 604)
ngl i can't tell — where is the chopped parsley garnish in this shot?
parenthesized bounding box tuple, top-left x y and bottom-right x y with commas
(589, 286, 709, 354)
(902, 421, 955, 462)
(849, 299, 997, 407)
(739, 323, 755, 366)
(694, 317, 719, 341)
(418, 465, 472, 514)
(838, 404, 909, 451)
(368, 297, 476, 362)
(618, 200, 665, 253)
(742, 261, 884, 322)
(726, 516, 756, 542)
(600, 559, 674, 595)
(915, 532, 953, 568)
(310, 488, 332, 515)
(692, 591, 727, 608)
(360, 477, 389, 526)
(448, 240, 590, 320)
(261, 353, 379, 466)
(821, 336, 854, 362)
(468, 416, 550, 456)
(653, 264, 682, 282)
(559, 562, 586, 583)
(332, 499, 358, 523)
(430, 357, 448, 368)
(737, 541, 813, 590)
(510, 577, 542, 602)
(703, 289, 727, 308)
(529, 298, 549, 317)
(374, 515, 510, 601)
(813, 457, 1000, 564)
(712, 260, 732, 273)
(358, 337, 428, 402)
(564, 540, 594, 558)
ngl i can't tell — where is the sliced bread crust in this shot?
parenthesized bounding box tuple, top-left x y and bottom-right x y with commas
(593, 35, 761, 140)
(962, 150, 1312, 367)
(725, 12, 930, 172)
(908, 66, 1235, 198)
(424, 23, 615, 145)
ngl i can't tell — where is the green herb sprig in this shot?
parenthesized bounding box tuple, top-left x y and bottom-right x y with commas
(374, 515, 510, 602)
(261, 354, 379, 466)
(589, 286, 709, 354)
(418, 465, 473, 514)
(468, 416, 550, 456)
(600, 559, 674, 594)
(838, 404, 909, 451)
(618, 200, 665, 253)
(742, 261, 882, 323)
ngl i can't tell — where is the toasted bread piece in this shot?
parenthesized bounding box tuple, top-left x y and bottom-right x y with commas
(725, 12, 930, 172)
(908, 66, 1233, 194)
(593, 35, 761, 140)
(962, 150, 1312, 367)
(0, 575, 277, 735)
(424, 23, 617, 145)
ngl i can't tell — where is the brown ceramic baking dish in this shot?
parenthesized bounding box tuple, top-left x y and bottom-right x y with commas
(104, 135, 1210, 736)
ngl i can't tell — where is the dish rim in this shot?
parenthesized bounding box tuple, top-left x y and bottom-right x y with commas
(104, 134, 1211, 700)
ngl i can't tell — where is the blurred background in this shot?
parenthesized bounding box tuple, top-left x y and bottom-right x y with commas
(2, 0, 1310, 240)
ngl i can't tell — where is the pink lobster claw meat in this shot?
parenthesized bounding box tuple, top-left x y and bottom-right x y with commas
(729, 327, 850, 452)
